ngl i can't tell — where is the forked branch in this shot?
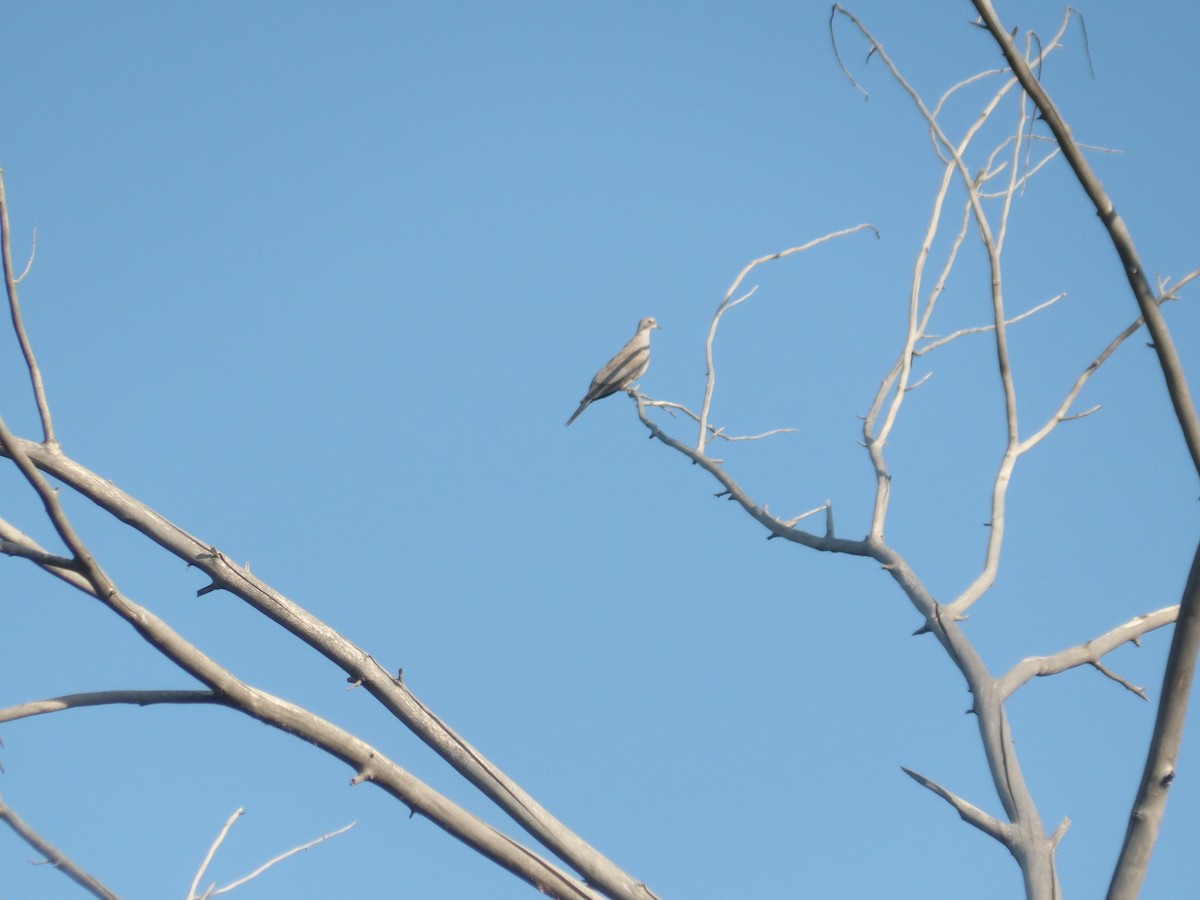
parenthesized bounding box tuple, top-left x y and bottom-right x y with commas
(998, 606, 1179, 699)
(697, 225, 878, 453)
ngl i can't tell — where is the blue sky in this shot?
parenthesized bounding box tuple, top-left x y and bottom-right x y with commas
(2, 2, 1198, 898)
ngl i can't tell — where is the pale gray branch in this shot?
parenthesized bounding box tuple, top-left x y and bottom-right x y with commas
(697, 225, 878, 453)
(0, 792, 119, 900)
(0, 435, 642, 900)
(0, 426, 611, 900)
(189, 808, 244, 900)
(998, 606, 1179, 699)
(916, 293, 1066, 356)
(1158, 268, 1200, 301)
(0, 171, 55, 445)
(900, 767, 1010, 845)
(199, 820, 356, 898)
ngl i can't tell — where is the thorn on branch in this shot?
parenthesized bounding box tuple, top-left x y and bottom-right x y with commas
(196, 582, 221, 598)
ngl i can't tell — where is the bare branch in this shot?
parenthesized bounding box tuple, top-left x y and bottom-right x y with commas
(1016, 307, 1155, 458)
(638, 395, 796, 441)
(0, 538, 79, 571)
(970, 1, 1200, 474)
(199, 820, 356, 898)
(0, 793, 119, 900)
(915, 293, 1066, 356)
(900, 767, 1010, 845)
(1050, 817, 1071, 849)
(998, 606, 1179, 699)
(15, 226, 36, 283)
(0, 690, 224, 725)
(0, 170, 55, 445)
(697, 225, 878, 453)
(0, 435, 645, 900)
(188, 808, 245, 900)
(1108, 541, 1200, 900)
(0, 515, 100, 595)
(1158, 268, 1200, 301)
(1090, 660, 1148, 702)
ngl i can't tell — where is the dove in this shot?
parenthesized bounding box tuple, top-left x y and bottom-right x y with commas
(566, 317, 660, 426)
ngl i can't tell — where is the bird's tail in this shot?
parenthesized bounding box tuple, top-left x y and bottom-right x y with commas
(565, 401, 589, 426)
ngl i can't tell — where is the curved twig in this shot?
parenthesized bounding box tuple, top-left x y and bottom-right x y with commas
(0, 171, 55, 445)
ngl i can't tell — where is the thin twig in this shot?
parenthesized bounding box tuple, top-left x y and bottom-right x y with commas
(0, 426, 610, 900)
(199, 821, 356, 898)
(0, 435, 639, 900)
(697, 225, 878, 453)
(188, 809, 245, 900)
(639, 395, 796, 441)
(0, 170, 56, 445)
(971, 1, 1200, 473)
(915, 293, 1066, 356)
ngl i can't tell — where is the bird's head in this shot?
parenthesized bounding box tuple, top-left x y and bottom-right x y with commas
(639, 317, 661, 333)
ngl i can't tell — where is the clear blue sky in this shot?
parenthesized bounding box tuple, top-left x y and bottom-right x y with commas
(2, 2, 1198, 898)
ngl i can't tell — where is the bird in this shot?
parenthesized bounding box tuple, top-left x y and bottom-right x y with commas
(566, 316, 660, 426)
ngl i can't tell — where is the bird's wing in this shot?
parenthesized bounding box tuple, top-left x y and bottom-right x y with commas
(582, 332, 651, 403)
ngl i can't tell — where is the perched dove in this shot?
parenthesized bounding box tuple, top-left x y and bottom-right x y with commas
(566, 317, 660, 426)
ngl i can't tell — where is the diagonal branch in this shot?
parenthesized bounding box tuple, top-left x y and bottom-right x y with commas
(0, 516, 93, 593)
(0, 792, 119, 900)
(967, 7, 1200, 898)
(0, 436, 649, 900)
(636, 394, 868, 555)
(998, 606, 1179, 699)
(696, 225, 878, 453)
(0, 422, 611, 900)
(638, 394, 796, 441)
(189, 808, 245, 900)
(971, 1, 1200, 475)
(0, 171, 55, 445)
(900, 766, 1011, 845)
(915, 293, 1065, 356)
(195, 816, 356, 899)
